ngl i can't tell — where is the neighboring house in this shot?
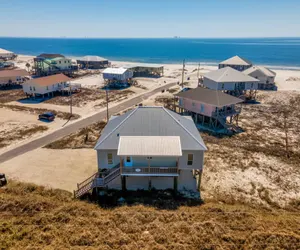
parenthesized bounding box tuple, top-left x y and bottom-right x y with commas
(0, 48, 17, 60)
(23, 73, 72, 98)
(174, 87, 243, 134)
(124, 63, 164, 77)
(74, 106, 207, 198)
(77, 56, 110, 69)
(0, 69, 29, 86)
(219, 55, 253, 71)
(200, 67, 259, 98)
(102, 67, 133, 83)
(34, 54, 74, 76)
(243, 66, 277, 90)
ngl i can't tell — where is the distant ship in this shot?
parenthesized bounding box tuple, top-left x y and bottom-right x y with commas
(174, 36, 180, 39)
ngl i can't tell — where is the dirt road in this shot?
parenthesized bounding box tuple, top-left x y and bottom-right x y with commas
(0, 82, 177, 164)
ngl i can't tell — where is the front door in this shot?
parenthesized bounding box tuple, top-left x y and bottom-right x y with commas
(124, 156, 133, 167)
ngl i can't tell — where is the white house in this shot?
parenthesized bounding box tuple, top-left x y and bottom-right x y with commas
(74, 106, 207, 198)
(243, 66, 276, 90)
(102, 67, 133, 83)
(0, 48, 16, 60)
(219, 55, 253, 72)
(201, 67, 259, 97)
(0, 69, 29, 86)
(22, 73, 71, 98)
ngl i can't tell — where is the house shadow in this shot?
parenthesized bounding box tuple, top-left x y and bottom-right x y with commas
(81, 189, 204, 210)
(17, 97, 46, 104)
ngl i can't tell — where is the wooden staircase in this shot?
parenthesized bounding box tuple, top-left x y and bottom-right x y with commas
(74, 165, 120, 198)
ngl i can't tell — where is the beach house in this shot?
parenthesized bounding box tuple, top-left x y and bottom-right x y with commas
(0, 69, 29, 86)
(200, 67, 259, 98)
(22, 73, 72, 98)
(243, 66, 277, 90)
(74, 106, 207, 198)
(219, 56, 253, 72)
(34, 54, 74, 76)
(0, 48, 17, 60)
(174, 87, 243, 134)
(124, 63, 164, 77)
(77, 56, 110, 69)
(102, 67, 133, 84)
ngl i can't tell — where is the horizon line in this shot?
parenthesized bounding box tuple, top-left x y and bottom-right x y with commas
(1, 36, 300, 39)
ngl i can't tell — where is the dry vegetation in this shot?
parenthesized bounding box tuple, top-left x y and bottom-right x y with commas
(0, 88, 26, 103)
(0, 104, 80, 120)
(45, 121, 106, 149)
(0, 181, 299, 249)
(44, 88, 135, 107)
(202, 91, 300, 209)
(0, 125, 48, 148)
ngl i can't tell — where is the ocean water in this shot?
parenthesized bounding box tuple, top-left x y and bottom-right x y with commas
(1, 37, 300, 69)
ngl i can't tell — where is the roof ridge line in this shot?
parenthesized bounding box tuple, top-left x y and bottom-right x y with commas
(217, 67, 230, 82)
(162, 107, 207, 150)
(94, 107, 139, 149)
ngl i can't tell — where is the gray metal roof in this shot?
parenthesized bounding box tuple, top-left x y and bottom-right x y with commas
(243, 66, 276, 77)
(219, 55, 252, 66)
(204, 67, 259, 83)
(176, 87, 243, 107)
(94, 106, 207, 151)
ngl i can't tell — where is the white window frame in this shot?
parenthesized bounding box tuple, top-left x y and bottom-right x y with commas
(107, 153, 113, 165)
(187, 154, 193, 166)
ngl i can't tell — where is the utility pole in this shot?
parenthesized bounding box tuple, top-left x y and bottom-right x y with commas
(69, 83, 72, 118)
(197, 62, 200, 86)
(181, 59, 185, 89)
(106, 87, 109, 121)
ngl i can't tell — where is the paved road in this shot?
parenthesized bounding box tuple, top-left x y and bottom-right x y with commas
(0, 82, 177, 164)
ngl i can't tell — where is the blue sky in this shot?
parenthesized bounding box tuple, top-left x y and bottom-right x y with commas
(1, 0, 300, 38)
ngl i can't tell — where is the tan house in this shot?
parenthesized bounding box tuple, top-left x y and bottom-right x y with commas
(22, 73, 71, 98)
(243, 66, 276, 90)
(0, 69, 29, 86)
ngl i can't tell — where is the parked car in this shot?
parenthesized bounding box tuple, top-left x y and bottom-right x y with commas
(39, 112, 55, 121)
(0, 173, 7, 187)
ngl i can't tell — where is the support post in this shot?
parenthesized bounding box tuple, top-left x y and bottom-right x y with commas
(197, 170, 203, 191)
(121, 176, 126, 192)
(173, 177, 178, 193)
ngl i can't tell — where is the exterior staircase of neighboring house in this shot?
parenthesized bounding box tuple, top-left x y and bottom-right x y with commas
(74, 164, 120, 198)
(211, 107, 242, 133)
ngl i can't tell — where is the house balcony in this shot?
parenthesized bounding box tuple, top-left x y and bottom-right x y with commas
(212, 106, 242, 118)
(121, 166, 179, 177)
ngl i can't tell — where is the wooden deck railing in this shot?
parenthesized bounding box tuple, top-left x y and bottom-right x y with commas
(77, 172, 99, 190)
(122, 167, 178, 175)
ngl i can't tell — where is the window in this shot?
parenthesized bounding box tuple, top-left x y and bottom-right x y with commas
(59, 61, 61, 64)
(107, 153, 113, 165)
(64, 61, 66, 63)
(192, 102, 195, 107)
(221, 83, 224, 89)
(187, 154, 193, 165)
(200, 104, 205, 113)
(33, 87, 36, 91)
(30, 86, 32, 91)
(46, 86, 48, 90)
(251, 83, 254, 88)
(146, 157, 152, 160)
(179, 98, 183, 106)
(126, 156, 131, 163)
